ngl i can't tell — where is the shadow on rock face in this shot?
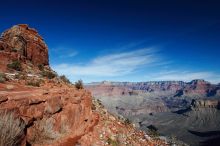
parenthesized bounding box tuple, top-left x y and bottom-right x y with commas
(200, 136, 220, 146)
(172, 108, 191, 115)
(188, 130, 220, 146)
(188, 130, 220, 137)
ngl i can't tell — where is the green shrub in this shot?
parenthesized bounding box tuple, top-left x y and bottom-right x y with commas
(11, 48, 18, 52)
(41, 70, 56, 79)
(75, 80, 84, 89)
(60, 75, 71, 84)
(38, 64, 44, 71)
(97, 99, 102, 105)
(0, 73, 6, 83)
(14, 73, 27, 80)
(124, 118, 131, 125)
(14, 74, 19, 79)
(7, 60, 22, 71)
(0, 111, 25, 146)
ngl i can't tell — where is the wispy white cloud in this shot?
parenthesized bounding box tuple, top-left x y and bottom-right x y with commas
(51, 46, 78, 58)
(52, 46, 220, 84)
(59, 51, 78, 58)
(147, 70, 220, 84)
(53, 48, 163, 77)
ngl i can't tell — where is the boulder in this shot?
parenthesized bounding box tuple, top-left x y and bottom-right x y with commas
(45, 96, 62, 114)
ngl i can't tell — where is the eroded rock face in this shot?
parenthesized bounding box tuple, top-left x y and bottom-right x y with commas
(0, 24, 49, 66)
(86, 80, 220, 98)
(86, 80, 220, 123)
(191, 99, 220, 109)
(0, 85, 97, 146)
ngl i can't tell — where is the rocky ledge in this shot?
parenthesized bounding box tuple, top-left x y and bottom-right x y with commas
(0, 82, 98, 146)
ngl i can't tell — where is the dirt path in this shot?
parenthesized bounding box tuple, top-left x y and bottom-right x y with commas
(0, 84, 71, 100)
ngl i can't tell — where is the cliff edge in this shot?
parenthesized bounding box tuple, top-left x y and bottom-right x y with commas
(0, 25, 166, 146)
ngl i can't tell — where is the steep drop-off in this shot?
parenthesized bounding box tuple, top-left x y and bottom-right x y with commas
(86, 81, 220, 146)
(0, 24, 166, 146)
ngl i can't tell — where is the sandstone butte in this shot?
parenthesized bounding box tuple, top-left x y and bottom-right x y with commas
(0, 24, 167, 146)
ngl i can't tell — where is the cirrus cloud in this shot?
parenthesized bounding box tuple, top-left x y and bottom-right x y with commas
(52, 47, 220, 84)
(52, 48, 163, 77)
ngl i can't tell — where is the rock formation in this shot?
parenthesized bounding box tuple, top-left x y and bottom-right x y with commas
(0, 25, 166, 146)
(0, 24, 48, 72)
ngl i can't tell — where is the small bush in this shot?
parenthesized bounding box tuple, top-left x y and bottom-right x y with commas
(97, 99, 102, 105)
(14, 74, 19, 79)
(14, 73, 27, 80)
(60, 75, 71, 84)
(167, 135, 178, 145)
(0, 73, 6, 83)
(26, 80, 41, 87)
(41, 70, 56, 79)
(30, 118, 62, 143)
(148, 129, 160, 138)
(75, 80, 84, 89)
(0, 111, 25, 146)
(38, 64, 44, 71)
(147, 125, 160, 138)
(11, 48, 18, 52)
(7, 60, 22, 71)
(124, 118, 131, 125)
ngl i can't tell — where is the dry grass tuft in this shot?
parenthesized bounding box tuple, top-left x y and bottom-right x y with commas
(0, 73, 6, 83)
(0, 111, 25, 146)
(30, 118, 63, 144)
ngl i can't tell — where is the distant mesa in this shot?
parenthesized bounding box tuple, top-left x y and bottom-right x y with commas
(86, 80, 220, 98)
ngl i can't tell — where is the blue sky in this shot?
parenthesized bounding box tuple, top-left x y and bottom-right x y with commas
(1, 0, 220, 83)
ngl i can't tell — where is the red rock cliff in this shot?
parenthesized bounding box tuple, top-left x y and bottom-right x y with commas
(0, 24, 49, 68)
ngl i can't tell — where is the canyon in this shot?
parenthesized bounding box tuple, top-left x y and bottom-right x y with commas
(86, 80, 220, 146)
